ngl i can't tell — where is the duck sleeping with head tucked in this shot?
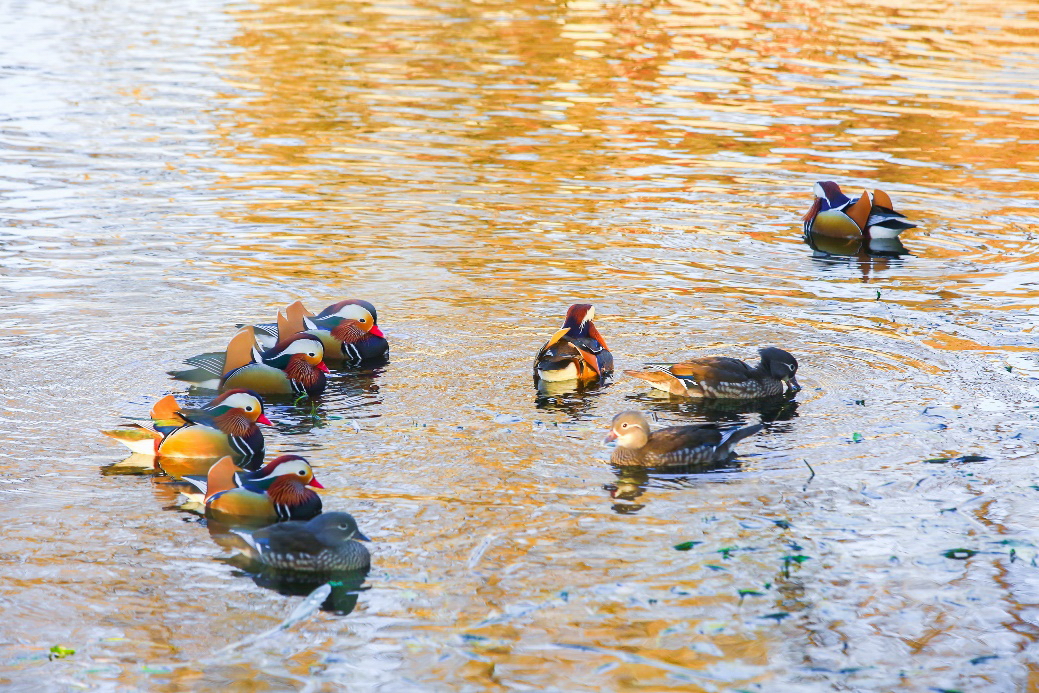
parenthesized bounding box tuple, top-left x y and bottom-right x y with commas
(533, 303, 613, 386)
(803, 181, 916, 239)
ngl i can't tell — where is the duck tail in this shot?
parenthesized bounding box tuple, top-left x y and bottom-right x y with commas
(623, 369, 696, 397)
(101, 425, 161, 455)
(717, 424, 764, 456)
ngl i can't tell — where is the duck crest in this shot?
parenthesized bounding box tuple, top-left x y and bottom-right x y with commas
(562, 304, 594, 337)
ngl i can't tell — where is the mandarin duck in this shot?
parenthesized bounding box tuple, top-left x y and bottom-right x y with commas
(803, 181, 916, 239)
(605, 411, 763, 468)
(170, 327, 329, 397)
(534, 304, 613, 385)
(248, 300, 388, 365)
(625, 347, 799, 399)
(232, 512, 371, 573)
(102, 390, 269, 466)
(181, 455, 324, 525)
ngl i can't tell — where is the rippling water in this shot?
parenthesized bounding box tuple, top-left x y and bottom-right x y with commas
(4, 0, 1039, 689)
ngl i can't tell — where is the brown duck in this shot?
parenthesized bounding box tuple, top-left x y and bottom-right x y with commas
(605, 410, 763, 468)
(625, 347, 799, 399)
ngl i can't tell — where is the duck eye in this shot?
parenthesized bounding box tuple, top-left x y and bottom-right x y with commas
(621, 423, 628, 428)
(298, 470, 306, 476)
(360, 318, 367, 323)
(308, 352, 315, 358)
(246, 406, 253, 411)
(339, 524, 349, 530)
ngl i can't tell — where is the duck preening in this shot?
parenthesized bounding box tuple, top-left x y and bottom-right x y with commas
(625, 347, 799, 399)
(181, 454, 324, 525)
(102, 390, 269, 464)
(533, 304, 613, 386)
(232, 512, 371, 572)
(249, 299, 388, 365)
(169, 327, 329, 397)
(605, 410, 763, 468)
(803, 181, 916, 239)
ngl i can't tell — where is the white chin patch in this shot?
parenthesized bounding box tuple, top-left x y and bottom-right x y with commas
(537, 363, 579, 382)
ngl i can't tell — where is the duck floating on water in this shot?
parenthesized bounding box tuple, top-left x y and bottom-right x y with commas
(534, 304, 613, 386)
(232, 512, 371, 573)
(605, 410, 763, 468)
(102, 390, 269, 466)
(181, 454, 324, 525)
(248, 300, 388, 365)
(803, 181, 916, 239)
(625, 347, 800, 399)
(170, 327, 329, 397)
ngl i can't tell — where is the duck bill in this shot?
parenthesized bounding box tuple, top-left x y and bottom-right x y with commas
(787, 377, 802, 393)
(307, 478, 325, 489)
(317, 361, 330, 373)
(353, 530, 371, 542)
(256, 414, 273, 426)
(368, 324, 384, 338)
(604, 430, 618, 444)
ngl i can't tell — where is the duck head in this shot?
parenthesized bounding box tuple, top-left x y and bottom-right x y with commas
(307, 511, 370, 543)
(759, 347, 800, 392)
(246, 454, 325, 490)
(605, 410, 651, 449)
(204, 389, 272, 425)
(263, 333, 330, 373)
(310, 300, 384, 338)
(562, 303, 595, 337)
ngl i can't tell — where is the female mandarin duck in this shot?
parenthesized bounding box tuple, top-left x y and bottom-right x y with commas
(606, 410, 763, 468)
(803, 181, 916, 239)
(170, 326, 329, 397)
(625, 347, 800, 399)
(183, 455, 324, 525)
(533, 304, 613, 385)
(102, 390, 270, 466)
(249, 300, 388, 365)
(232, 512, 371, 572)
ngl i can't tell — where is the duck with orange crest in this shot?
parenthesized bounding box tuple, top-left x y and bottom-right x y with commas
(102, 390, 270, 469)
(803, 181, 916, 240)
(181, 455, 324, 526)
(170, 322, 329, 397)
(246, 299, 388, 365)
(534, 304, 613, 387)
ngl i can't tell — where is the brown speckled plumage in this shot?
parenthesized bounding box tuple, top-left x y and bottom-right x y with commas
(606, 411, 763, 469)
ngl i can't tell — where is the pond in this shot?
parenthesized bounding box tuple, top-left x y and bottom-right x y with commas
(3, 0, 1039, 689)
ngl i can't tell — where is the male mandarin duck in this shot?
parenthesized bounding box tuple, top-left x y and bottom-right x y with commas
(605, 410, 763, 468)
(803, 181, 916, 239)
(232, 512, 371, 572)
(625, 347, 800, 399)
(181, 455, 324, 525)
(249, 300, 388, 365)
(533, 304, 613, 385)
(102, 390, 270, 466)
(170, 326, 329, 397)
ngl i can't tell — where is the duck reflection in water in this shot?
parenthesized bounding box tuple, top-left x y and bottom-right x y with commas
(626, 390, 798, 425)
(208, 515, 371, 615)
(604, 461, 742, 515)
(534, 378, 611, 420)
(804, 231, 910, 281)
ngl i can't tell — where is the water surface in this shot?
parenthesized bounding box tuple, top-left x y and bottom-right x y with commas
(3, 0, 1039, 689)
